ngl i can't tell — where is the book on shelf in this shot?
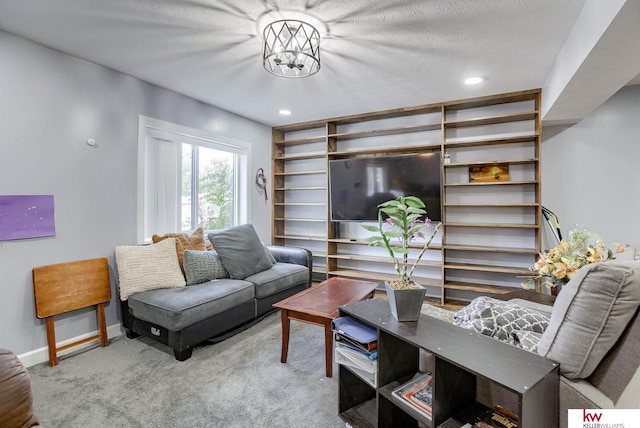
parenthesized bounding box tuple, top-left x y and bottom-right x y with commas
(334, 342, 377, 373)
(334, 332, 377, 354)
(344, 362, 378, 387)
(331, 316, 377, 350)
(392, 372, 432, 420)
(473, 405, 518, 428)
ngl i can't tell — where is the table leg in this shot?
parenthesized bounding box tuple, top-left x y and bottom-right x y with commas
(97, 303, 109, 348)
(280, 309, 290, 363)
(45, 316, 58, 367)
(324, 321, 333, 377)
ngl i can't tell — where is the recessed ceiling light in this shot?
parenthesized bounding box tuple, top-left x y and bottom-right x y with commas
(465, 77, 484, 85)
(279, 109, 292, 116)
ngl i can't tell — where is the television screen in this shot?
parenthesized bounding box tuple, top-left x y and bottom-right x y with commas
(329, 152, 442, 222)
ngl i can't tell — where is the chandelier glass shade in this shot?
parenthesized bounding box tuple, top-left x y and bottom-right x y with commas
(263, 19, 320, 78)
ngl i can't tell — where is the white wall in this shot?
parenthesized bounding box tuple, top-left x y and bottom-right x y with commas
(0, 31, 272, 361)
(542, 84, 640, 248)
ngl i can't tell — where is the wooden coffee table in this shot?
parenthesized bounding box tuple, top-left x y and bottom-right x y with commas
(273, 277, 378, 377)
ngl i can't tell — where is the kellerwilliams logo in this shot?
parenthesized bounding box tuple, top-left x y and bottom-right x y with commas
(568, 409, 640, 428)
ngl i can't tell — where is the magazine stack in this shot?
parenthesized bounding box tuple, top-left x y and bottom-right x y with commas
(392, 372, 433, 420)
(473, 405, 518, 428)
(331, 316, 378, 387)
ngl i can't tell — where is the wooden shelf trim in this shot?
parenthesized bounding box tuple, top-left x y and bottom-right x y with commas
(328, 122, 440, 140)
(444, 111, 537, 129)
(275, 135, 326, 145)
(312, 267, 327, 275)
(328, 253, 441, 267)
(274, 152, 326, 161)
(274, 202, 326, 206)
(273, 217, 326, 223)
(444, 222, 539, 229)
(444, 281, 522, 295)
(274, 186, 327, 191)
(443, 134, 538, 148)
(444, 180, 538, 187)
(329, 144, 441, 158)
(328, 269, 441, 287)
(444, 262, 532, 275)
(443, 244, 538, 254)
(444, 202, 539, 207)
(328, 238, 442, 251)
(444, 158, 538, 167)
(273, 234, 327, 241)
(274, 170, 326, 176)
(444, 89, 540, 110)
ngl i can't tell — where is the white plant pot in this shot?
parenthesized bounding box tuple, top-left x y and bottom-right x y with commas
(384, 281, 426, 322)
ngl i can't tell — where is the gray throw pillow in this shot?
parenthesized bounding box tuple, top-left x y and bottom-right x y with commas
(207, 224, 275, 280)
(182, 250, 229, 285)
(264, 244, 277, 264)
(537, 260, 640, 379)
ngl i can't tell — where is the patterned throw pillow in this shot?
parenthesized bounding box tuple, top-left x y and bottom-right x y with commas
(182, 250, 230, 285)
(152, 227, 206, 275)
(115, 238, 186, 300)
(453, 296, 550, 348)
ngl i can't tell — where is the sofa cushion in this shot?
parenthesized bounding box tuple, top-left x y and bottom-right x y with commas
(587, 306, 640, 404)
(537, 260, 640, 379)
(183, 250, 229, 285)
(244, 262, 309, 299)
(115, 238, 186, 301)
(127, 279, 255, 331)
(208, 224, 274, 280)
(152, 227, 206, 275)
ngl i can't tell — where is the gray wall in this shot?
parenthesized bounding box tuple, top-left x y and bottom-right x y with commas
(541, 84, 640, 249)
(0, 31, 272, 359)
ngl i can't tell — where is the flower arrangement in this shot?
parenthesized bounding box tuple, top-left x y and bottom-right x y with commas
(522, 228, 615, 289)
(361, 196, 441, 289)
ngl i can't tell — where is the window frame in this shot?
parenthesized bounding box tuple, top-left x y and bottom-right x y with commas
(137, 115, 251, 243)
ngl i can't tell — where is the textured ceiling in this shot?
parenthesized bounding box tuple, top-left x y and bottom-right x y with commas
(2, 0, 635, 127)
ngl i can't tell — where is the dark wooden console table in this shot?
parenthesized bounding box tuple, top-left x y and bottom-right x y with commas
(337, 298, 559, 428)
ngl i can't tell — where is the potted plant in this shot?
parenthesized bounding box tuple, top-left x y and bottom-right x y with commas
(521, 227, 615, 292)
(362, 196, 442, 321)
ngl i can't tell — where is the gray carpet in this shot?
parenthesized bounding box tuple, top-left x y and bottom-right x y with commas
(27, 303, 454, 428)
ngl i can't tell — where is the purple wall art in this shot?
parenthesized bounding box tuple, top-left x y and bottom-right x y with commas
(0, 195, 56, 241)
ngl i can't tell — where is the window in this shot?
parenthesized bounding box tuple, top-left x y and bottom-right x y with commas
(137, 116, 250, 243)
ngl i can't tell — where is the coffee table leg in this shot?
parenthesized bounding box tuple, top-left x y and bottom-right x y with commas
(324, 321, 333, 377)
(280, 309, 290, 363)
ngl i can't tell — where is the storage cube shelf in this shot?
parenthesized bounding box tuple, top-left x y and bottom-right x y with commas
(272, 89, 543, 303)
(338, 299, 558, 428)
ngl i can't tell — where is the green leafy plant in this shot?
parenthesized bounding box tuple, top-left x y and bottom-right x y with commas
(361, 196, 441, 289)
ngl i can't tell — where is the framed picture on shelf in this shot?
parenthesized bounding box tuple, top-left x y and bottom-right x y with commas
(469, 164, 509, 182)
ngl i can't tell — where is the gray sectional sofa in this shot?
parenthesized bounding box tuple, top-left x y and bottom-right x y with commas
(451, 259, 640, 427)
(116, 224, 312, 361)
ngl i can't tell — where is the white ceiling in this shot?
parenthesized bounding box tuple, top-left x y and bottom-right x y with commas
(1, 0, 639, 127)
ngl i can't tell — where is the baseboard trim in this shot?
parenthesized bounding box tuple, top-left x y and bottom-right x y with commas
(19, 323, 124, 368)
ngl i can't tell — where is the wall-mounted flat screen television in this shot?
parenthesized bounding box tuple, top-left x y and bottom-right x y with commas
(328, 152, 442, 222)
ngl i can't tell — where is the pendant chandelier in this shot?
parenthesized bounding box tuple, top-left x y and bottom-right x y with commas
(263, 19, 320, 78)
